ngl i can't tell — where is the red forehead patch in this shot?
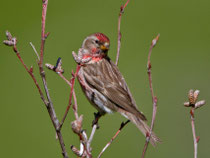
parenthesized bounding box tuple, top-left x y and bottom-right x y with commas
(94, 33, 110, 42)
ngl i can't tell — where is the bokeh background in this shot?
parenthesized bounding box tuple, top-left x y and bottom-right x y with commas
(1, 0, 210, 157)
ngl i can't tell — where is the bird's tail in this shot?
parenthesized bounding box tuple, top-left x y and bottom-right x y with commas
(122, 111, 161, 147)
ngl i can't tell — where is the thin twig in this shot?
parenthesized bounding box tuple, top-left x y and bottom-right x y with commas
(39, 0, 48, 67)
(58, 73, 72, 86)
(30, 42, 40, 60)
(59, 65, 81, 130)
(69, 65, 81, 119)
(4, 41, 48, 106)
(115, 0, 130, 65)
(58, 72, 73, 129)
(190, 108, 197, 158)
(86, 124, 97, 153)
(141, 34, 160, 158)
(97, 120, 130, 158)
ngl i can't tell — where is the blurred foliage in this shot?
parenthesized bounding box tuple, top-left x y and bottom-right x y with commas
(0, 0, 210, 158)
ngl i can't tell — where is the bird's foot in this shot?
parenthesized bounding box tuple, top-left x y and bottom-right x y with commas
(92, 112, 102, 129)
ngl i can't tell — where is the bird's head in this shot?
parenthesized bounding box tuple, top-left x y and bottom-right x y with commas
(82, 33, 110, 58)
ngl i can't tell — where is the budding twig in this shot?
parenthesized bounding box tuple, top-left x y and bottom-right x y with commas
(184, 89, 206, 158)
(64, 65, 81, 127)
(141, 34, 160, 158)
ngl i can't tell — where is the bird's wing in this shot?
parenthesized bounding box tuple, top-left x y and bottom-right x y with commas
(82, 58, 147, 120)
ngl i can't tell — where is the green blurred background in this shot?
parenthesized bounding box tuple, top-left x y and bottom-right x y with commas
(1, 0, 210, 157)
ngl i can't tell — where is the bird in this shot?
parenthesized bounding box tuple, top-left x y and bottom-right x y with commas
(74, 32, 160, 146)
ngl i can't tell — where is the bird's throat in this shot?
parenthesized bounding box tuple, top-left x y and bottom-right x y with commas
(83, 54, 104, 62)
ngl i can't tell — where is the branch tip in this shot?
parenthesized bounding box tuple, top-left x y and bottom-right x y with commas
(45, 58, 64, 74)
(185, 89, 205, 109)
(152, 34, 160, 47)
(120, 0, 130, 13)
(3, 31, 17, 47)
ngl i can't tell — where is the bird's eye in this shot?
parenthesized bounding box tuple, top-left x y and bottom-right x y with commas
(95, 40, 99, 44)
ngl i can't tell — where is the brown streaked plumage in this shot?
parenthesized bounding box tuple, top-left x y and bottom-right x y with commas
(77, 33, 160, 146)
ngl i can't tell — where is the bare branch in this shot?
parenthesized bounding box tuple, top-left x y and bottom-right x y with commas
(141, 34, 160, 158)
(115, 0, 130, 65)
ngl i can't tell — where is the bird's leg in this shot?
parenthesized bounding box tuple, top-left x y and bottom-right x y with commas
(92, 112, 102, 129)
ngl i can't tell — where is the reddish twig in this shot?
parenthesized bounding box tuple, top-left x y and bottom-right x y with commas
(141, 34, 160, 158)
(58, 73, 71, 86)
(115, 0, 130, 65)
(39, 0, 48, 67)
(3, 35, 48, 106)
(69, 65, 81, 119)
(97, 120, 130, 158)
(57, 72, 78, 128)
(60, 65, 81, 129)
(45, 58, 80, 130)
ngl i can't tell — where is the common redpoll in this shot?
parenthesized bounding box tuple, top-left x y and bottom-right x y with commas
(75, 33, 160, 146)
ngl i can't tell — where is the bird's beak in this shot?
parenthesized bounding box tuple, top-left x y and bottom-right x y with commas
(100, 42, 109, 52)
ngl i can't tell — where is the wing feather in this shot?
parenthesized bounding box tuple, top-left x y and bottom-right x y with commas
(82, 58, 146, 120)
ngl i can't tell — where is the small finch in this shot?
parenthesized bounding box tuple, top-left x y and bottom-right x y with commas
(76, 33, 160, 146)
